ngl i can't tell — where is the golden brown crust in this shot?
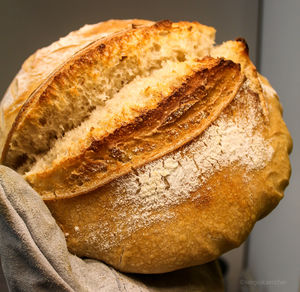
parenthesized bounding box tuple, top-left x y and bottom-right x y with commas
(26, 57, 244, 200)
(0, 19, 154, 160)
(2, 20, 155, 165)
(0, 19, 291, 275)
(256, 74, 292, 217)
(211, 38, 268, 118)
(46, 79, 292, 273)
(1, 20, 214, 170)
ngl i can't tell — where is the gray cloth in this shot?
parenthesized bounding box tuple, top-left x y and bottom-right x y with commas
(0, 165, 223, 292)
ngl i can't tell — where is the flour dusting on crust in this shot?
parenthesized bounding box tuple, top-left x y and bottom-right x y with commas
(91, 82, 274, 251)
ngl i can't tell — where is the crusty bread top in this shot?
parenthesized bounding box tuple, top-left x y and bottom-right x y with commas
(0, 19, 287, 204)
(0, 20, 215, 172)
(0, 19, 154, 154)
(45, 71, 292, 273)
(211, 38, 268, 117)
(26, 57, 244, 199)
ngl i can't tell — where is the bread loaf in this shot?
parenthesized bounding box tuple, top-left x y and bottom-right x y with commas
(0, 19, 292, 273)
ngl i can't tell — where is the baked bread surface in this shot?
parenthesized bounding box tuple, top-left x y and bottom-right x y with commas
(0, 19, 154, 158)
(46, 78, 291, 273)
(26, 57, 244, 199)
(0, 20, 215, 173)
(0, 19, 292, 274)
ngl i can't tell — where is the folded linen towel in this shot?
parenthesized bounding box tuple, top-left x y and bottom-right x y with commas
(0, 165, 223, 291)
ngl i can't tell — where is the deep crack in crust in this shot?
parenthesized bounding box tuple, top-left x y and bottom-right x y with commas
(1, 20, 215, 171)
(0, 19, 154, 162)
(26, 57, 244, 199)
(46, 85, 291, 273)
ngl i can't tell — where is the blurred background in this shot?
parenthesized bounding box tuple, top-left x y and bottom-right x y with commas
(0, 0, 299, 291)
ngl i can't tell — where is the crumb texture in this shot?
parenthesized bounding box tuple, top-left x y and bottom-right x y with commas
(2, 20, 214, 172)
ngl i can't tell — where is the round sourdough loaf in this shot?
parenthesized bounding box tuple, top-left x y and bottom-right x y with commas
(0, 19, 292, 273)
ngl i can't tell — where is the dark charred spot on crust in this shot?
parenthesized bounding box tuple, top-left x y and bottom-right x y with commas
(13, 153, 28, 169)
(216, 58, 241, 71)
(39, 117, 47, 126)
(77, 54, 94, 66)
(131, 23, 141, 29)
(39, 93, 48, 103)
(218, 58, 226, 66)
(120, 55, 127, 61)
(109, 147, 130, 162)
(69, 172, 79, 180)
(202, 68, 209, 75)
(188, 26, 193, 31)
(154, 20, 173, 29)
(51, 72, 64, 86)
(218, 58, 233, 68)
(88, 140, 104, 152)
(98, 43, 106, 52)
(227, 60, 241, 71)
(236, 37, 249, 55)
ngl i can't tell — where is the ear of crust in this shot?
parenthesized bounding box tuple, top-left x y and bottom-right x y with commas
(211, 39, 269, 118)
(26, 58, 244, 200)
(1, 20, 215, 171)
(0, 19, 154, 158)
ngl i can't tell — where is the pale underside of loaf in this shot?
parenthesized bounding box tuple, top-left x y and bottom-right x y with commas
(1, 20, 268, 201)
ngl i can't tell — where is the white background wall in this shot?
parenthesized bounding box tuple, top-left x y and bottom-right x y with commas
(248, 0, 300, 291)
